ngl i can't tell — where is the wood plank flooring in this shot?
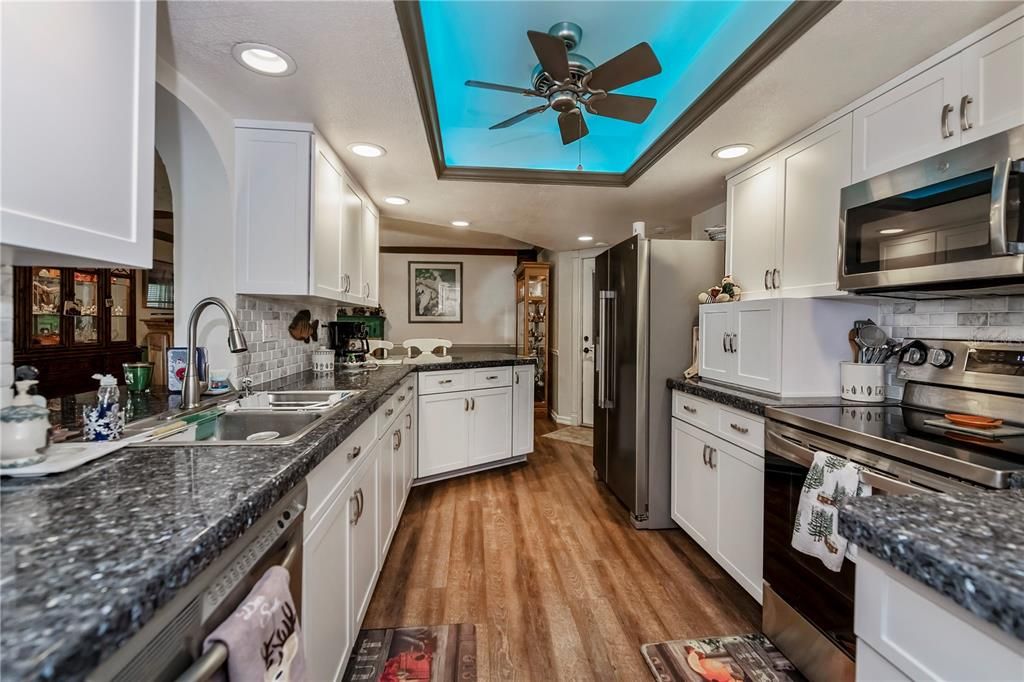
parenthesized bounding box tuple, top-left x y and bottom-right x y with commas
(363, 417, 761, 680)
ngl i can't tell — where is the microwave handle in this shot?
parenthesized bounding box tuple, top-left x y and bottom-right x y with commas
(990, 157, 1013, 256)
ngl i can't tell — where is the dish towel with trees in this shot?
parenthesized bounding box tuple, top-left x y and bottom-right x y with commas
(791, 451, 872, 572)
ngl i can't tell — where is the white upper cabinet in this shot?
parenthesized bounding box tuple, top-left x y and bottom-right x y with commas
(698, 304, 733, 383)
(1, 0, 155, 268)
(733, 301, 782, 394)
(960, 18, 1024, 143)
(776, 115, 852, 298)
(362, 205, 380, 306)
(852, 57, 963, 183)
(235, 122, 379, 303)
(726, 158, 778, 300)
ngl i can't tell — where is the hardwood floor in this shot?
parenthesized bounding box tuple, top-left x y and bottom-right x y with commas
(363, 417, 761, 680)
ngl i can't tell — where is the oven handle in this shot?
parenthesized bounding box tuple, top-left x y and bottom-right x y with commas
(990, 156, 1012, 256)
(859, 469, 931, 496)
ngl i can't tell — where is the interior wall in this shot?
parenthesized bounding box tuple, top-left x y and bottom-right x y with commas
(690, 202, 726, 241)
(378, 253, 517, 346)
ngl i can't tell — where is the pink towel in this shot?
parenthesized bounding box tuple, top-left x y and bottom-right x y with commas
(203, 566, 308, 682)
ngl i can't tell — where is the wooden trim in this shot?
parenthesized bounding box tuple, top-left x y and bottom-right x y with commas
(395, 0, 838, 187)
(382, 246, 524, 256)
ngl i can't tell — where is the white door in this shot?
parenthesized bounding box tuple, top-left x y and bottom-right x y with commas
(1, 0, 156, 268)
(670, 420, 717, 551)
(961, 18, 1024, 144)
(303, 490, 352, 682)
(418, 392, 470, 477)
(581, 257, 596, 427)
(340, 180, 364, 303)
(361, 203, 380, 305)
(778, 115, 852, 298)
(714, 441, 765, 603)
(513, 365, 535, 456)
(311, 142, 344, 299)
(727, 157, 779, 299)
(734, 300, 781, 394)
(699, 305, 734, 382)
(468, 387, 513, 466)
(349, 451, 379, 634)
(852, 56, 962, 183)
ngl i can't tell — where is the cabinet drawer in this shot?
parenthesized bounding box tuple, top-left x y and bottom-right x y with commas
(376, 392, 402, 438)
(471, 366, 512, 389)
(672, 391, 719, 432)
(306, 414, 376, 526)
(717, 406, 765, 455)
(418, 370, 468, 395)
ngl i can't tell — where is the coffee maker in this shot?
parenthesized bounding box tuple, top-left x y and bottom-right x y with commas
(327, 321, 370, 363)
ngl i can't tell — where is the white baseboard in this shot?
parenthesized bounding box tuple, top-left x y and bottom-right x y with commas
(549, 409, 574, 425)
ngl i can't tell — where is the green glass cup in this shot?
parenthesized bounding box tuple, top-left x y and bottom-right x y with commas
(123, 362, 153, 394)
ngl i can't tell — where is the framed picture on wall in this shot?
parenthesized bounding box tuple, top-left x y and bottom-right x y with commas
(409, 261, 462, 323)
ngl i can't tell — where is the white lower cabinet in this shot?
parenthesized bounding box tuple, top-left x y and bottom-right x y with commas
(418, 392, 472, 477)
(377, 435, 395, 564)
(671, 420, 718, 549)
(467, 387, 512, 466)
(513, 365, 535, 456)
(349, 449, 379, 635)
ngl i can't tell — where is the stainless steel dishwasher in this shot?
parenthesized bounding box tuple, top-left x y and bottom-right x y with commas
(89, 482, 306, 682)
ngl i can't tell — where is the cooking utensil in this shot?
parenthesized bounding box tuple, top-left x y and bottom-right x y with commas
(856, 323, 887, 363)
(848, 329, 860, 363)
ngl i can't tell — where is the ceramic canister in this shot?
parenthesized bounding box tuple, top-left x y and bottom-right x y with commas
(840, 362, 886, 403)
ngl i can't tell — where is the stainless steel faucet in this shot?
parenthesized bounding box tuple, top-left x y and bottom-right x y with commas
(181, 297, 248, 409)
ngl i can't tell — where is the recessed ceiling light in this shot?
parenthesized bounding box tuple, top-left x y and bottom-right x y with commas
(348, 143, 386, 158)
(232, 43, 296, 77)
(712, 144, 753, 160)
(451, 220, 470, 227)
(578, 235, 594, 242)
(384, 196, 409, 206)
(879, 228, 905, 235)
(595, 241, 608, 247)
(654, 226, 667, 234)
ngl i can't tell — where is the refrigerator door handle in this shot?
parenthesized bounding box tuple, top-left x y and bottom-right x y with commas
(598, 290, 615, 408)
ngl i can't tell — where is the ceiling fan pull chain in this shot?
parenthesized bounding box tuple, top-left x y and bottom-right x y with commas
(577, 116, 584, 171)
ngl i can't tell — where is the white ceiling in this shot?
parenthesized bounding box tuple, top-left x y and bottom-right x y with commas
(158, 0, 1019, 251)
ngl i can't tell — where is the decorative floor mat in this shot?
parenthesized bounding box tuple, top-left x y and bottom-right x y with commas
(342, 623, 476, 681)
(641, 633, 807, 682)
(542, 426, 593, 447)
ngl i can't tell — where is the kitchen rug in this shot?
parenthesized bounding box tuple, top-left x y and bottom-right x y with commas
(641, 633, 807, 682)
(542, 425, 593, 447)
(342, 623, 476, 681)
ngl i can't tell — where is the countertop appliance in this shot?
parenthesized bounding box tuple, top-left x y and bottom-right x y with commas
(839, 124, 1023, 294)
(763, 339, 1024, 682)
(327, 320, 370, 363)
(89, 483, 306, 681)
(593, 235, 724, 528)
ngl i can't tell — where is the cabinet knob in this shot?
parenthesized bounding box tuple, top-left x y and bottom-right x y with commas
(385, 408, 394, 417)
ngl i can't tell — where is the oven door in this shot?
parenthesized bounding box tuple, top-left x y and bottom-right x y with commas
(839, 125, 1024, 292)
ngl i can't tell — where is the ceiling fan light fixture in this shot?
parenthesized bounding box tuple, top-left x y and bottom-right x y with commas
(348, 143, 386, 158)
(232, 43, 296, 77)
(384, 196, 409, 206)
(451, 220, 470, 228)
(712, 144, 753, 160)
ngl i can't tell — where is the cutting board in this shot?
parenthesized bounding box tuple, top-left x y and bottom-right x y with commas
(923, 418, 1024, 440)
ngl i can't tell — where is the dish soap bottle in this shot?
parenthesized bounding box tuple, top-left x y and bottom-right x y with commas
(0, 380, 51, 467)
(84, 374, 123, 441)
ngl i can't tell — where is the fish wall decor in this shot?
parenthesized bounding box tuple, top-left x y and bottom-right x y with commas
(288, 310, 319, 344)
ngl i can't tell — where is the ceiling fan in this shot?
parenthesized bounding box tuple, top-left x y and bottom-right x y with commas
(465, 22, 662, 145)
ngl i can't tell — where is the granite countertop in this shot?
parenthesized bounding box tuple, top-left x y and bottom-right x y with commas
(666, 377, 852, 416)
(0, 352, 530, 681)
(839, 490, 1024, 641)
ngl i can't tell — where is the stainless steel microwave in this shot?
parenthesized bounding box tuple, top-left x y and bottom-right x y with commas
(838, 125, 1023, 293)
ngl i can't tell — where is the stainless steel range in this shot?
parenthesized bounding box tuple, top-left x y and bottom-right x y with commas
(762, 339, 1024, 682)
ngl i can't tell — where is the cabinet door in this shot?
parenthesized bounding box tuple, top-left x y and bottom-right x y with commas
(311, 142, 344, 300)
(961, 18, 1024, 144)
(468, 387, 513, 466)
(670, 419, 717, 551)
(727, 158, 778, 299)
(714, 441, 764, 603)
(699, 305, 734, 382)
(778, 115, 852, 298)
(378, 432, 395, 562)
(235, 128, 312, 295)
(361, 204, 380, 305)
(349, 450, 379, 634)
(303, 489, 352, 682)
(418, 392, 470, 477)
(512, 365, 535, 456)
(389, 421, 405, 542)
(852, 57, 962, 183)
(1, 0, 155, 268)
(734, 300, 781, 394)
(405, 401, 418, 487)
(340, 181, 364, 303)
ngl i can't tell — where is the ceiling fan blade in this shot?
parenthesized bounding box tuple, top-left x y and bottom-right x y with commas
(528, 30, 571, 82)
(587, 93, 657, 123)
(586, 42, 662, 92)
(489, 104, 549, 130)
(465, 80, 540, 97)
(558, 110, 589, 145)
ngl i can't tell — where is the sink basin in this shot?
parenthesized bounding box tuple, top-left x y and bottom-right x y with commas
(208, 411, 322, 442)
(231, 390, 359, 412)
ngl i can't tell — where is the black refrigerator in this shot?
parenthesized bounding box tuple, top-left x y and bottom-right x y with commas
(593, 235, 725, 528)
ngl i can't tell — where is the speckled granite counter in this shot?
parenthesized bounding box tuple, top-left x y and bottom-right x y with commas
(666, 377, 854, 416)
(0, 353, 532, 681)
(839, 490, 1024, 641)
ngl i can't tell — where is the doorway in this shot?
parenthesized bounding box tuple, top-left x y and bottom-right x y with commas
(580, 257, 595, 427)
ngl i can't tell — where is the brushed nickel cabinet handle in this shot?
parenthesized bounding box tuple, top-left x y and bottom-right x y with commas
(702, 444, 710, 467)
(486, 375, 499, 380)
(941, 103, 955, 139)
(347, 445, 362, 461)
(959, 95, 973, 131)
(730, 422, 750, 434)
(772, 268, 780, 289)
(439, 379, 453, 385)
(683, 405, 697, 414)
(709, 448, 717, 470)
(464, 398, 469, 411)
(722, 332, 728, 352)
(393, 430, 401, 450)
(351, 492, 360, 524)
(764, 269, 771, 290)
(406, 414, 412, 428)
(470, 397, 476, 411)
(515, 372, 520, 384)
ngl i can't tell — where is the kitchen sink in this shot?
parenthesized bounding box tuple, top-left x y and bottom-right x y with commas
(208, 411, 323, 442)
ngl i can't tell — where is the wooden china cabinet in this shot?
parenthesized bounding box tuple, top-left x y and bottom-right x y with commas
(13, 266, 141, 396)
(514, 261, 551, 414)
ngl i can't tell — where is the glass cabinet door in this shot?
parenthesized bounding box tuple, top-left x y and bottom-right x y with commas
(71, 270, 99, 344)
(30, 267, 63, 347)
(109, 269, 132, 343)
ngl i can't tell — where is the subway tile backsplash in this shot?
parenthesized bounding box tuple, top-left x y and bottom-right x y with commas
(233, 295, 338, 386)
(878, 295, 1024, 343)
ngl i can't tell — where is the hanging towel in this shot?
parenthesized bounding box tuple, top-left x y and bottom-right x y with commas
(203, 565, 308, 682)
(791, 451, 872, 572)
